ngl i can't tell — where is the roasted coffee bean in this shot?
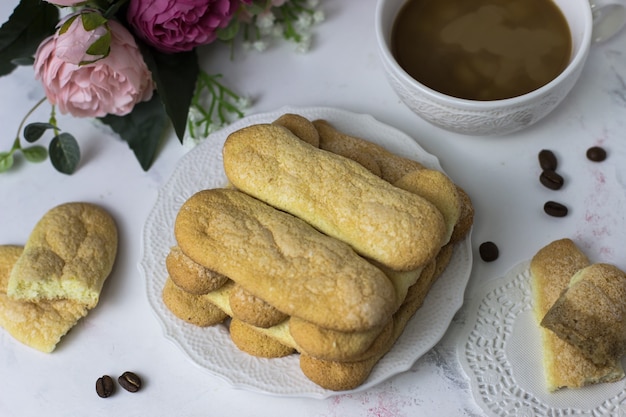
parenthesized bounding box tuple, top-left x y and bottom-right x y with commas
(118, 371, 142, 393)
(540, 170, 564, 190)
(479, 241, 499, 262)
(544, 201, 568, 217)
(96, 375, 115, 398)
(586, 146, 607, 162)
(538, 149, 558, 171)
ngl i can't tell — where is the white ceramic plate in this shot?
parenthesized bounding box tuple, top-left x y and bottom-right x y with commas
(459, 261, 626, 417)
(141, 106, 473, 398)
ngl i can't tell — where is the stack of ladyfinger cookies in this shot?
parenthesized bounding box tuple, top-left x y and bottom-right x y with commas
(161, 114, 474, 390)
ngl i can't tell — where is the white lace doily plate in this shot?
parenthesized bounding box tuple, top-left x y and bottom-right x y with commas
(458, 261, 626, 417)
(141, 106, 473, 398)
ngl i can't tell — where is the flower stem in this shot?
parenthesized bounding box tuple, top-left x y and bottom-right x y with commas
(13, 97, 48, 150)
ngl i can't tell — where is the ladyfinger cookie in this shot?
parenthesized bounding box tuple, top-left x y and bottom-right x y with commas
(449, 186, 474, 245)
(7, 202, 118, 309)
(163, 261, 394, 362)
(299, 243, 452, 391)
(394, 169, 461, 244)
(175, 188, 397, 332)
(313, 119, 424, 183)
(0, 245, 89, 353)
(222, 124, 446, 271)
(530, 239, 624, 391)
(313, 118, 473, 244)
(541, 263, 626, 367)
(288, 315, 392, 362)
(229, 284, 289, 329)
(230, 318, 296, 358)
(272, 113, 320, 147)
(166, 246, 229, 295)
(162, 278, 229, 327)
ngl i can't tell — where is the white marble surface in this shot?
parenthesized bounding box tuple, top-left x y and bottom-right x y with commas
(1, 1, 625, 416)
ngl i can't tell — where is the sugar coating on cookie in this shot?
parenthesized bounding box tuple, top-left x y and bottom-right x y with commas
(223, 123, 446, 271)
(166, 246, 229, 295)
(7, 202, 118, 309)
(0, 245, 88, 353)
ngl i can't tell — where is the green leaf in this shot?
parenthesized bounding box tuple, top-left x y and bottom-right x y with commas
(22, 145, 47, 162)
(244, 2, 268, 15)
(84, 29, 111, 60)
(49, 132, 80, 174)
(217, 19, 240, 41)
(140, 45, 198, 143)
(0, 0, 59, 76)
(81, 12, 108, 31)
(23, 122, 56, 142)
(99, 93, 169, 171)
(58, 14, 79, 35)
(0, 151, 14, 172)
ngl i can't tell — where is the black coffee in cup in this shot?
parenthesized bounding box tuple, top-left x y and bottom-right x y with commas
(391, 0, 572, 101)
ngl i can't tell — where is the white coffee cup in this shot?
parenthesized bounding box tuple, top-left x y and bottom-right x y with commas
(375, 0, 626, 136)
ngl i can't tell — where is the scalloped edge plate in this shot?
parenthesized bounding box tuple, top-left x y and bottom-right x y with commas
(140, 106, 473, 398)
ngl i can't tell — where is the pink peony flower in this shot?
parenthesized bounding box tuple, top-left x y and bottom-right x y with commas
(45, 0, 82, 6)
(34, 19, 155, 118)
(126, 0, 241, 53)
(54, 13, 109, 65)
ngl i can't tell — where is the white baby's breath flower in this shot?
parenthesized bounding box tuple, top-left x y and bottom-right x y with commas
(207, 122, 224, 135)
(252, 40, 268, 52)
(236, 96, 252, 111)
(295, 13, 313, 31)
(256, 12, 276, 30)
(182, 135, 201, 149)
(271, 24, 284, 38)
(313, 10, 325, 24)
(183, 121, 206, 148)
(294, 33, 312, 53)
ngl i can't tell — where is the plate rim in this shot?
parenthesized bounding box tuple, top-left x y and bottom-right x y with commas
(140, 105, 473, 398)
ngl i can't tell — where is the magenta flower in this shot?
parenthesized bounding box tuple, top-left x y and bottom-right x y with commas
(126, 0, 242, 54)
(34, 19, 155, 118)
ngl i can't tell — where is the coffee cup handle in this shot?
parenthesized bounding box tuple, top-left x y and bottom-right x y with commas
(589, 0, 626, 42)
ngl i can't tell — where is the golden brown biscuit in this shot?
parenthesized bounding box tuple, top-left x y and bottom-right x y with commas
(403, 260, 436, 306)
(162, 278, 228, 327)
(222, 124, 446, 271)
(8, 202, 118, 309)
(298, 243, 454, 390)
(288, 317, 392, 362)
(229, 318, 295, 358)
(313, 119, 424, 183)
(272, 113, 320, 147)
(312, 117, 473, 244)
(449, 186, 474, 244)
(541, 263, 626, 367)
(229, 284, 288, 328)
(187, 255, 428, 363)
(166, 246, 229, 295)
(175, 188, 397, 332)
(530, 238, 624, 391)
(0, 245, 89, 353)
(394, 169, 461, 243)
